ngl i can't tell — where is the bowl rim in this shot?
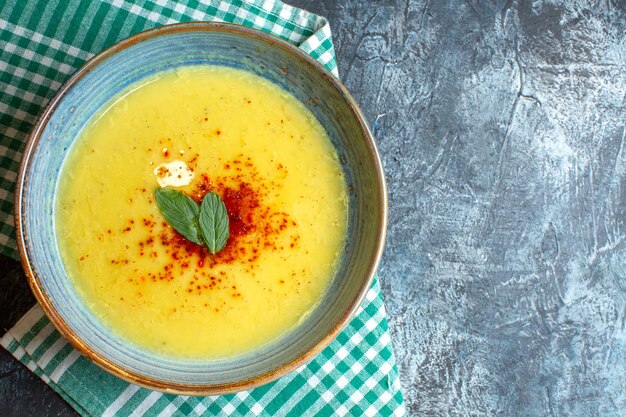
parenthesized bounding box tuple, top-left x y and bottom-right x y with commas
(15, 21, 388, 396)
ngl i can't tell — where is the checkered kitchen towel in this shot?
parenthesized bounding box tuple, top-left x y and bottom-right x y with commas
(0, 1, 405, 416)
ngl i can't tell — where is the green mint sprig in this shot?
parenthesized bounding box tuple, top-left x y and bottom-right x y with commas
(199, 192, 230, 254)
(155, 188, 230, 254)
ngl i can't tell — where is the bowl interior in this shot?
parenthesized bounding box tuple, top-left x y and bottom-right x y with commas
(19, 24, 384, 392)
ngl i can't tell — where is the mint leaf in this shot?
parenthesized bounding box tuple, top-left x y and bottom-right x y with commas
(155, 188, 203, 245)
(199, 192, 230, 254)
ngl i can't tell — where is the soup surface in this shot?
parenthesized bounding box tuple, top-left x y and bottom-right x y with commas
(56, 66, 348, 358)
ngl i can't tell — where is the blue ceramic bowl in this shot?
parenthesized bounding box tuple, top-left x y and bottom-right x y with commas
(16, 23, 387, 395)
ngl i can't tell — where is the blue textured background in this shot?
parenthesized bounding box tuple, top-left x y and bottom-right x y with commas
(292, 0, 626, 415)
(1, 0, 625, 415)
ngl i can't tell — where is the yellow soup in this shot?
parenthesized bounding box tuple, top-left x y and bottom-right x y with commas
(56, 66, 348, 358)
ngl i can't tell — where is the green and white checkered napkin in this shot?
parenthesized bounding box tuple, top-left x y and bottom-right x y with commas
(0, 1, 405, 416)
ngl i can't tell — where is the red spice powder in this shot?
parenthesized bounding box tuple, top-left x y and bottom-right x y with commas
(119, 157, 299, 296)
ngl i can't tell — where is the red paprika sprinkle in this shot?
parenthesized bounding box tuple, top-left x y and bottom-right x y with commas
(110, 157, 300, 299)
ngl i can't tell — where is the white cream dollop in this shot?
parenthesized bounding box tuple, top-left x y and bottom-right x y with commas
(154, 160, 194, 187)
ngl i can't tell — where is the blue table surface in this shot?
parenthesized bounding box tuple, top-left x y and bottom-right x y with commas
(1, 1, 625, 415)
